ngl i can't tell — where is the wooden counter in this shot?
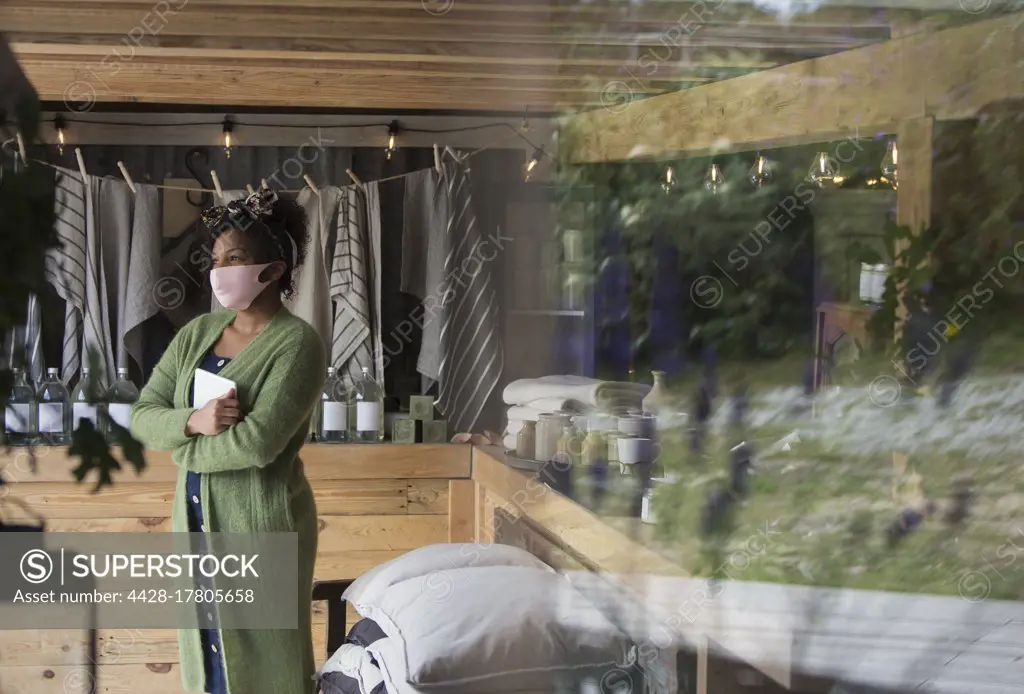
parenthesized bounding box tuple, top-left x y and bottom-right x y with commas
(470, 447, 1024, 694)
(0, 444, 471, 694)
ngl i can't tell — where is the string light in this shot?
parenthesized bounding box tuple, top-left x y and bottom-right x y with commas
(54, 114, 67, 155)
(662, 166, 675, 194)
(222, 117, 234, 159)
(386, 120, 400, 160)
(704, 162, 725, 194)
(524, 147, 544, 181)
(807, 151, 839, 187)
(881, 140, 898, 185)
(749, 153, 772, 189)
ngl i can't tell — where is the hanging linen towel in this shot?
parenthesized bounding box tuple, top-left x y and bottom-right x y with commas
(46, 167, 89, 385)
(401, 167, 448, 387)
(24, 294, 44, 383)
(94, 177, 135, 380)
(502, 375, 649, 411)
(121, 182, 162, 375)
(290, 186, 340, 353)
(364, 183, 385, 383)
(435, 160, 503, 433)
(329, 185, 377, 385)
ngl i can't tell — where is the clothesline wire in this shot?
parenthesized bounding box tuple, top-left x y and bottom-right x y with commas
(21, 127, 530, 194)
(4, 117, 541, 147)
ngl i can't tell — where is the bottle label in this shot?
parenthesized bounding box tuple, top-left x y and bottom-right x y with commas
(322, 402, 348, 432)
(73, 403, 98, 428)
(38, 403, 64, 433)
(356, 402, 380, 432)
(5, 404, 30, 433)
(108, 403, 132, 429)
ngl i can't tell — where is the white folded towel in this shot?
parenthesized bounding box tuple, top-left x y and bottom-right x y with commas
(502, 375, 649, 409)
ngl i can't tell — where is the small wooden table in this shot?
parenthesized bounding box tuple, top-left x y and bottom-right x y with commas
(813, 302, 878, 390)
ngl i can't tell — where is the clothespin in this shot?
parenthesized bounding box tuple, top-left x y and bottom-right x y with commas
(345, 168, 364, 189)
(74, 147, 88, 182)
(260, 178, 269, 190)
(14, 132, 28, 168)
(210, 170, 224, 200)
(433, 144, 442, 173)
(117, 161, 137, 194)
(245, 184, 256, 196)
(444, 145, 463, 163)
(303, 174, 319, 195)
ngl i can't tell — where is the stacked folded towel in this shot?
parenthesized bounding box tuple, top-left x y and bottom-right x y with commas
(502, 376, 650, 451)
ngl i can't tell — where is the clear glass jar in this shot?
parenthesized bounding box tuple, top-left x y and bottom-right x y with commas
(515, 421, 536, 459)
(535, 412, 570, 461)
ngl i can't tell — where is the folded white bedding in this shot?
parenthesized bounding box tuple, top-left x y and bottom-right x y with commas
(319, 642, 386, 694)
(502, 375, 648, 409)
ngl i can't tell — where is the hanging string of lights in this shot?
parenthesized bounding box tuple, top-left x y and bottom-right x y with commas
(661, 141, 898, 195)
(9, 114, 549, 182)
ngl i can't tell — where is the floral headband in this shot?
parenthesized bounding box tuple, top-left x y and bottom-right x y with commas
(201, 186, 298, 268)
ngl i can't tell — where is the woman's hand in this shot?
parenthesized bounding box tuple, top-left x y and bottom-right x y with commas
(185, 389, 243, 436)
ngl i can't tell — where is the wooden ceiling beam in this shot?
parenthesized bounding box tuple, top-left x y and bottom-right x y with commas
(568, 11, 1024, 162)
(15, 52, 630, 111)
(5, 0, 935, 28)
(0, 12, 887, 50)
(6, 40, 817, 72)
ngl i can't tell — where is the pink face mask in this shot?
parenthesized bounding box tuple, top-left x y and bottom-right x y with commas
(210, 263, 275, 310)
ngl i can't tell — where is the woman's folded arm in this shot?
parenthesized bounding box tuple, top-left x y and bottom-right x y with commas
(130, 331, 198, 451)
(173, 338, 325, 473)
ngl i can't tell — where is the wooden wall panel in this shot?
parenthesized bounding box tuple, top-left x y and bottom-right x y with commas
(447, 479, 476, 543)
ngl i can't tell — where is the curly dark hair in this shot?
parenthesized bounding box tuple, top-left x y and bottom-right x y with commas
(205, 196, 309, 299)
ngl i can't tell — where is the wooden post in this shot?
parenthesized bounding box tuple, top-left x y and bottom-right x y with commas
(894, 116, 934, 338)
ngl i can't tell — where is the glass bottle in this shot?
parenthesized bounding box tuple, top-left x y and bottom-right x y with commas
(642, 370, 669, 415)
(515, 421, 536, 459)
(317, 367, 350, 443)
(71, 366, 104, 434)
(352, 366, 384, 443)
(37, 367, 71, 445)
(106, 367, 139, 442)
(5, 367, 37, 446)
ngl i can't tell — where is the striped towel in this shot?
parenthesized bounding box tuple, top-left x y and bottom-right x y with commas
(329, 185, 377, 385)
(435, 160, 503, 433)
(45, 167, 91, 385)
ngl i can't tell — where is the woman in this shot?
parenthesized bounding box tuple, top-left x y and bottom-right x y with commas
(131, 187, 325, 694)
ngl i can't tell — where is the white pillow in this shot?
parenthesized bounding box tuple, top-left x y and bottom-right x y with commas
(343, 543, 551, 611)
(367, 565, 633, 693)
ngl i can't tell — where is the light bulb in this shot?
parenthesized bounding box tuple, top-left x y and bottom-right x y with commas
(807, 151, 838, 187)
(386, 120, 399, 161)
(704, 163, 725, 194)
(222, 117, 234, 159)
(749, 154, 772, 189)
(881, 140, 898, 182)
(524, 147, 544, 181)
(54, 115, 66, 156)
(662, 166, 675, 194)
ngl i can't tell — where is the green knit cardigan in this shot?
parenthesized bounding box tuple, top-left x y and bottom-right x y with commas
(131, 308, 325, 694)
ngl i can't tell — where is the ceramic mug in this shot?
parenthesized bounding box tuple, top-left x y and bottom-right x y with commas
(617, 414, 656, 438)
(617, 436, 660, 465)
